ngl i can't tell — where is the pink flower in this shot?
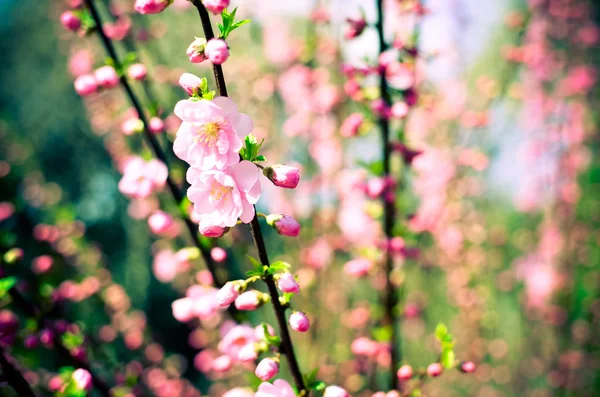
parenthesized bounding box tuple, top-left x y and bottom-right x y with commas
(72, 368, 93, 391)
(234, 290, 262, 311)
(152, 250, 180, 282)
(173, 98, 252, 170)
(345, 16, 366, 39)
(32, 255, 53, 274)
(134, 0, 173, 14)
(237, 343, 258, 362)
(172, 298, 194, 322)
(216, 281, 241, 307)
(427, 363, 443, 377)
(118, 157, 168, 199)
(324, 386, 350, 397)
(148, 211, 178, 236)
(263, 165, 300, 189)
(267, 214, 301, 237)
(276, 272, 299, 293)
(256, 379, 296, 397)
(202, 0, 230, 14)
(343, 258, 373, 277)
(200, 224, 227, 237)
(396, 365, 413, 381)
(187, 161, 261, 228)
(255, 358, 279, 381)
(60, 11, 81, 32)
(340, 113, 363, 137)
(387, 63, 414, 91)
(218, 324, 255, 359)
(211, 247, 227, 262)
(205, 39, 230, 65)
(74, 74, 98, 96)
(127, 63, 147, 80)
(149, 117, 165, 134)
(289, 312, 310, 332)
(351, 337, 380, 357)
(212, 355, 233, 372)
(390, 102, 409, 119)
(179, 73, 203, 96)
(186, 38, 207, 63)
(94, 66, 119, 88)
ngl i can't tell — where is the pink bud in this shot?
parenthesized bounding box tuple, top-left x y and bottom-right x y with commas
(60, 11, 81, 32)
(255, 358, 279, 381)
(148, 211, 175, 236)
(237, 343, 258, 362)
(267, 214, 301, 237)
(134, 0, 173, 14)
(396, 365, 413, 381)
(460, 361, 476, 373)
(48, 376, 64, 392)
(202, 0, 230, 14)
(121, 118, 144, 135)
(276, 272, 299, 293)
(289, 311, 310, 332)
(72, 368, 93, 391)
(340, 113, 364, 137)
(263, 165, 300, 189)
(343, 258, 373, 277)
(212, 355, 233, 372)
(211, 247, 227, 262)
(186, 38, 208, 63)
(324, 386, 350, 397)
(172, 298, 194, 322)
(216, 282, 240, 307)
(32, 255, 53, 274)
(127, 63, 147, 80)
(149, 117, 165, 134)
(234, 291, 261, 311)
(179, 73, 203, 96)
(344, 16, 366, 39)
(205, 39, 230, 65)
(74, 74, 98, 96)
(351, 337, 379, 357)
(199, 224, 226, 238)
(390, 102, 409, 119)
(94, 66, 119, 88)
(427, 363, 443, 377)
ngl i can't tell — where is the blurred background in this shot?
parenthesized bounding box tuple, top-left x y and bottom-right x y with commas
(0, 0, 599, 396)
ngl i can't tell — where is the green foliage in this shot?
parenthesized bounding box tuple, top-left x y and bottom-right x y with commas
(240, 134, 265, 162)
(261, 323, 281, 347)
(435, 323, 456, 369)
(218, 8, 251, 40)
(0, 276, 16, 300)
(358, 160, 384, 175)
(61, 331, 84, 350)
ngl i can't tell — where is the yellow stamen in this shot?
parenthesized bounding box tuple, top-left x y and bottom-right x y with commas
(210, 181, 232, 201)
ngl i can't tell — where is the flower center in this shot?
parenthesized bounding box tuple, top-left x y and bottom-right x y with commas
(210, 181, 232, 201)
(195, 119, 225, 146)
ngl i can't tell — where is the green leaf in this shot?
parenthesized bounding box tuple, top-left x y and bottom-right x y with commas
(61, 332, 84, 350)
(357, 160, 383, 175)
(267, 261, 291, 275)
(261, 323, 281, 347)
(371, 325, 393, 342)
(0, 277, 17, 299)
(310, 381, 326, 391)
(304, 368, 319, 385)
(231, 19, 251, 30)
(254, 154, 266, 162)
(440, 349, 456, 369)
(435, 323, 448, 341)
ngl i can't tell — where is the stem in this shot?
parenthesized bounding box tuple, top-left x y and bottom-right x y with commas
(0, 346, 36, 397)
(83, 0, 226, 290)
(189, 1, 307, 393)
(375, 0, 401, 389)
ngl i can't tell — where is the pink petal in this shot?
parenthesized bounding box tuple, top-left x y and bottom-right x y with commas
(212, 96, 238, 117)
(231, 161, 259, 192)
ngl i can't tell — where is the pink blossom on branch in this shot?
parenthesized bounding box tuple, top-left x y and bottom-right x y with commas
(256, 379, 296, 397)
(205, 39, 230, 65)
(118, 157, 168, 199)
(202, 0, 230, 15)
(134, 0, 173, 14)
(186, 37, 207, 63)
(173, 97, 252, 170)
(187, 160, 261, 228)
(263, 165, 300, 189)
(266, 214, 301, 237)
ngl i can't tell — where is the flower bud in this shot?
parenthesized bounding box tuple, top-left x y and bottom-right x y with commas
(134, 0, 173, 14)
(212, 355, 233, 372)
(427, 363, 443, 377)
(199, 223, 227, 238)
(179, 73, 203, 96)
(205, 39, 230, 65)
(266, 214, 301, 237)
(396, 365, 413, 381)
(211, 247, 227, 262)
(255, 358, 279, 381)
(149, 117, 165, 134)
(202, 0, 230, 14)
(263, 165, 300, 189)
(460, 361, 476, 373)
(351, 337, 380, 357)
(235, 290, 267, 311)
(72, 368, 93, 391)
(74, 74, 98, 96)
(276, 272, 299, 293)
(324, 386, 350, 397)
(344, 16, 366, 40)
(121, 118, 144, 135)
(94, 66, 119, 89)
(148, 211, 176, 236)
(60, 11, 81, 32)
(340, 113, 364, 137)
(289, 311, 310, 332)
(216, 281, 241, 307)
(343, 258, 373, 277)
(127, 63, 147, 80)
(237, 343, 258, 362)
(390, 102, 409, 119)
(186, 38, 208, 63)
